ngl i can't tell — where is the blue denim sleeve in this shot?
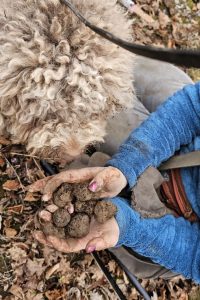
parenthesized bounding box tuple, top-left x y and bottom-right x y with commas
(111, 197, 200, 283)
(106, 82, 200, 187)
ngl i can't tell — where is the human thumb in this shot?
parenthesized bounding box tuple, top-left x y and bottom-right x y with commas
(88, 174, 104, 193)
(85, 237, 106, 253)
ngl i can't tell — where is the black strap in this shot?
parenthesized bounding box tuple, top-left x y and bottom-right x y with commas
(61, 0, 200, 68)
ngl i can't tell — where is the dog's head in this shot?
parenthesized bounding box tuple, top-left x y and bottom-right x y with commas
(0, 0, 135, 164)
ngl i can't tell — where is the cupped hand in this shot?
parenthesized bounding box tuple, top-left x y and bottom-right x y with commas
(34, 214, 119, 253)
(28, 166, 127, 201)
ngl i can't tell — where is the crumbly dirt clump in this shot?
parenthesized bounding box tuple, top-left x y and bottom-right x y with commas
(39, 182, 117, 239)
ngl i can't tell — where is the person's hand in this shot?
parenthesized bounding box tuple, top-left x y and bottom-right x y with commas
(28, 166, 127, 201)
(34, 212, 119, 253)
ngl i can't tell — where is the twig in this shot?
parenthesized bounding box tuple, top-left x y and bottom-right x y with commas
(10, 152, 39, 158)
(10, 152, 51, 161)
(33, 158, 46, 179)
(130, 4, 155, 23)
(2, 155, 25, 192)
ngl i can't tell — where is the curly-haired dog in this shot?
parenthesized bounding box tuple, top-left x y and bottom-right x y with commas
(0, 0, 135, 164)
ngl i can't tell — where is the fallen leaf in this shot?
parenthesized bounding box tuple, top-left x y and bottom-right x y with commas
(130, 4, 155, 23)
(0, 136, 11, 145)
(45, 289, 63, 300)
(3, 180, 20, 191)
(4, 227, 17, 237)
(26, 258, 46, 277)
(7, 205, 23, 214)
(9, 285, 25, 298)
(0, 156, 6, 169)
(45, 263, 60, 280)
(159, 11, 170, 29)
(24, 192, 40, 202)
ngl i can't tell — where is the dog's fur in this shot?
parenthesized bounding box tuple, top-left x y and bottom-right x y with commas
(0, 0, 135, 163)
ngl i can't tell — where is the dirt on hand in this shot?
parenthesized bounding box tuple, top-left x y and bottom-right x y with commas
(38, 182, 117, 239)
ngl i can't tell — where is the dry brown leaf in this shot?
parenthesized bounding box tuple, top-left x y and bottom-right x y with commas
(3, 180, 20, 191)
(45, 263, 60, 280)
(108, 260, 116, 273)
(0, 136, 11, 145)
(130, 4, 155, 24)
(9, 285, 25, 299)
(25, 291, 44, 300)
(0, 156, 6, 168)
(7, 205, 23, 214)
(4, 227, 17, 237)
(45, 289, 63, 300)
(8, 245, 27, 263)
(24, 192, 40, 202)
(26, 258, 46, 277)
(158, 11, 170, 29)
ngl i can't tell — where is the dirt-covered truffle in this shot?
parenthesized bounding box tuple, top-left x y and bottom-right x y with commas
(94, 201, 117, 223)
(53, 183, 72, 208)
(37, 181, 117, 240)
(67, 213, 90, 238)
(73, 182, 99, 202)
(74, 200, 97, 216)
(52, 208, 71, 228)
(41, 222, 65, 239)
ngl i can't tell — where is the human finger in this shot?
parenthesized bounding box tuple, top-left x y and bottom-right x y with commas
(43, 167, 104, 200)
(33, 230, 53, 247)
(47, 235, 85, 253)
(85, 217, 119, 252)
(27, 176, 53, 193)
(88, 166, 127, 195)
(85, 237, 106, 253)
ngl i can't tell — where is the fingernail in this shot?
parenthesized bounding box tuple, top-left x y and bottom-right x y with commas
(86, 246, 96, 253)
(88, 181, 97, 192)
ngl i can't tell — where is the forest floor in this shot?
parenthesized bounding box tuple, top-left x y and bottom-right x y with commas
(0, 0, 200, 299)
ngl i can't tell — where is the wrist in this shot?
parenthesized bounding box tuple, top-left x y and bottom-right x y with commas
(110, 197, 140, 247)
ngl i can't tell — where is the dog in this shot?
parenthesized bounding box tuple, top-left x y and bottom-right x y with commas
(0, 0, 135, 164)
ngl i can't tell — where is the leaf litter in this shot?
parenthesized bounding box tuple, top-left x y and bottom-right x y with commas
(0, 0, 200, 299)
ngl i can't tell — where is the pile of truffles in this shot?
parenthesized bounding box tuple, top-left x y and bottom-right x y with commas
(40, 182, 117, 239)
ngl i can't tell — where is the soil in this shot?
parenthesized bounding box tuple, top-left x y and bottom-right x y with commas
(40, 182, 117, 239)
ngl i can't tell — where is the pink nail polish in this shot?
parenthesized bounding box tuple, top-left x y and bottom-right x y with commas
(86, 246, 96, 253)
(88, 181, 97, 192)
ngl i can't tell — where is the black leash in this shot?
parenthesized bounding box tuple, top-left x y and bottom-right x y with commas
(40, 160, 150, 300)
(108, 250, 151, 300)
(61, 0, 200, 68)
